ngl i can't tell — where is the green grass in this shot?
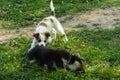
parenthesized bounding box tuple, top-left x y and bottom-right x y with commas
(0, 27, 120, 80)
(73, 23, 87, 28)
(0, 0, 120, 29)
(0, 0, 120, 79)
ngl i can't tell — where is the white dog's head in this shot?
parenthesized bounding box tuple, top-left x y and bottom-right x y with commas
(33, 32, 51, 46)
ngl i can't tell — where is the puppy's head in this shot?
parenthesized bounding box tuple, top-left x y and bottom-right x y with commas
(33, 32, 51, 46)
(27, 46, 39, 63)
(67, 53, 85, 73)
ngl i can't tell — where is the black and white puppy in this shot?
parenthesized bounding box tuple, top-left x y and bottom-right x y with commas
(30, 0, 68, 49)
(27, 45, 84, 73)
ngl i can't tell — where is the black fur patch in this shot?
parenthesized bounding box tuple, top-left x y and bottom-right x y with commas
(33, 33, 39, 40)
(44, 32, 50, 41)
(27, 45, 70, 70)
(27, 45, 84, 72)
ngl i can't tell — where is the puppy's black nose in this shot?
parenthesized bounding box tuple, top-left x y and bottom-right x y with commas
(41, 44, 44, 46)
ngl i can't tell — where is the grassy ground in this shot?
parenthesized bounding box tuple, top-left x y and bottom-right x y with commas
(0, 0, 120, 29)
(0, 0, 120, 80)
(0, 27, 120, 80)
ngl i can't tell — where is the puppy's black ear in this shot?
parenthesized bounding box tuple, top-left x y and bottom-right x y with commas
(33, 33, 39, 39)
(45, 32, 50, 38)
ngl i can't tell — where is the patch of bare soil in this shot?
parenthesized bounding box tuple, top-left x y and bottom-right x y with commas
(0, 6, 120, 44)
(61, 6, 120, 30)
(0, 26, 35, 44)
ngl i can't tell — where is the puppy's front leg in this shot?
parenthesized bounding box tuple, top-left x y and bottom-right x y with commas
(47, 61, 56, 71)
(30, 38, 36, 50)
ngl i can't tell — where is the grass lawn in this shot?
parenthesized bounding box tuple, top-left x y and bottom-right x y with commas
(0, 0, 120, 29)
(0, 27, 120, 80)
(0, 0, 120, 79)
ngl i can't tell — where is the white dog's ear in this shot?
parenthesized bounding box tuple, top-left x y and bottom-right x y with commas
(45, 32, 50, 38)
(33, 33, 39, 39)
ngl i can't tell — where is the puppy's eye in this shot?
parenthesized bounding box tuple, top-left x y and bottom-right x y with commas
(44, 40, 46, 42)
(38, 39, 41, 42)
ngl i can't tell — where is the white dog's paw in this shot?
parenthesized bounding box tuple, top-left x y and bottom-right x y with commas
(65, 37, 68, 41)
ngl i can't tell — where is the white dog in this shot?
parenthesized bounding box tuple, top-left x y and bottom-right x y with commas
(30, 0, 68, 49)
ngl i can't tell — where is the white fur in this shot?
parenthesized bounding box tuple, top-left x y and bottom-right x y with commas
(50, 0, 55, 11)
(30, 0, 68, 49)
(30, 1, 68, 49)
(62, 58, 67, 67)
(68, 61, 81, 70)
(31, 16, 67, 48)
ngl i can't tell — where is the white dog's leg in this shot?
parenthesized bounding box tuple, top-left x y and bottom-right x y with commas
(55, 24, 68, 41)
(51, 17, 68, 41)
(57, 27, 68, 41)
(30, 38, 36, 49)
(50, 1, 68, 41)
(52, 28, 57, 39)
(57, 28, 68, 41)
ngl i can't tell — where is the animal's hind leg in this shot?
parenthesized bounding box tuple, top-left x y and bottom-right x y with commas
(52, 17, 68, 41)
(46, 61, 56, 71)
(52, 28, 57, 39)
(55, 26, 68, 41)
(56, 60, 65, 69)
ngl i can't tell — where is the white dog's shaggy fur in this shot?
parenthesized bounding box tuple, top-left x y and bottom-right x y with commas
(30, 0, 68, 49)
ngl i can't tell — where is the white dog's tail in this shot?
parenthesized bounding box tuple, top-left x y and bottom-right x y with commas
(50, 0, 55, 16)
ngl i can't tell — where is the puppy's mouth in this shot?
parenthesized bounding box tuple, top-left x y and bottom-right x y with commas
(39, 44, 44, 46)
(38, 43, 46, 46)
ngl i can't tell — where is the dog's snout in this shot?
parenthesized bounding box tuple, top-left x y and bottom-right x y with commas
(41, 44, 44, 46)
(38, 42, 45, 46)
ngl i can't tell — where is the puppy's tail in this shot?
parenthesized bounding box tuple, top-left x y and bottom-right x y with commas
(50, 0, 55, 16)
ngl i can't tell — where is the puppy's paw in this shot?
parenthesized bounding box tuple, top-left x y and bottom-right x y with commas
(29, 60, 36, 63)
